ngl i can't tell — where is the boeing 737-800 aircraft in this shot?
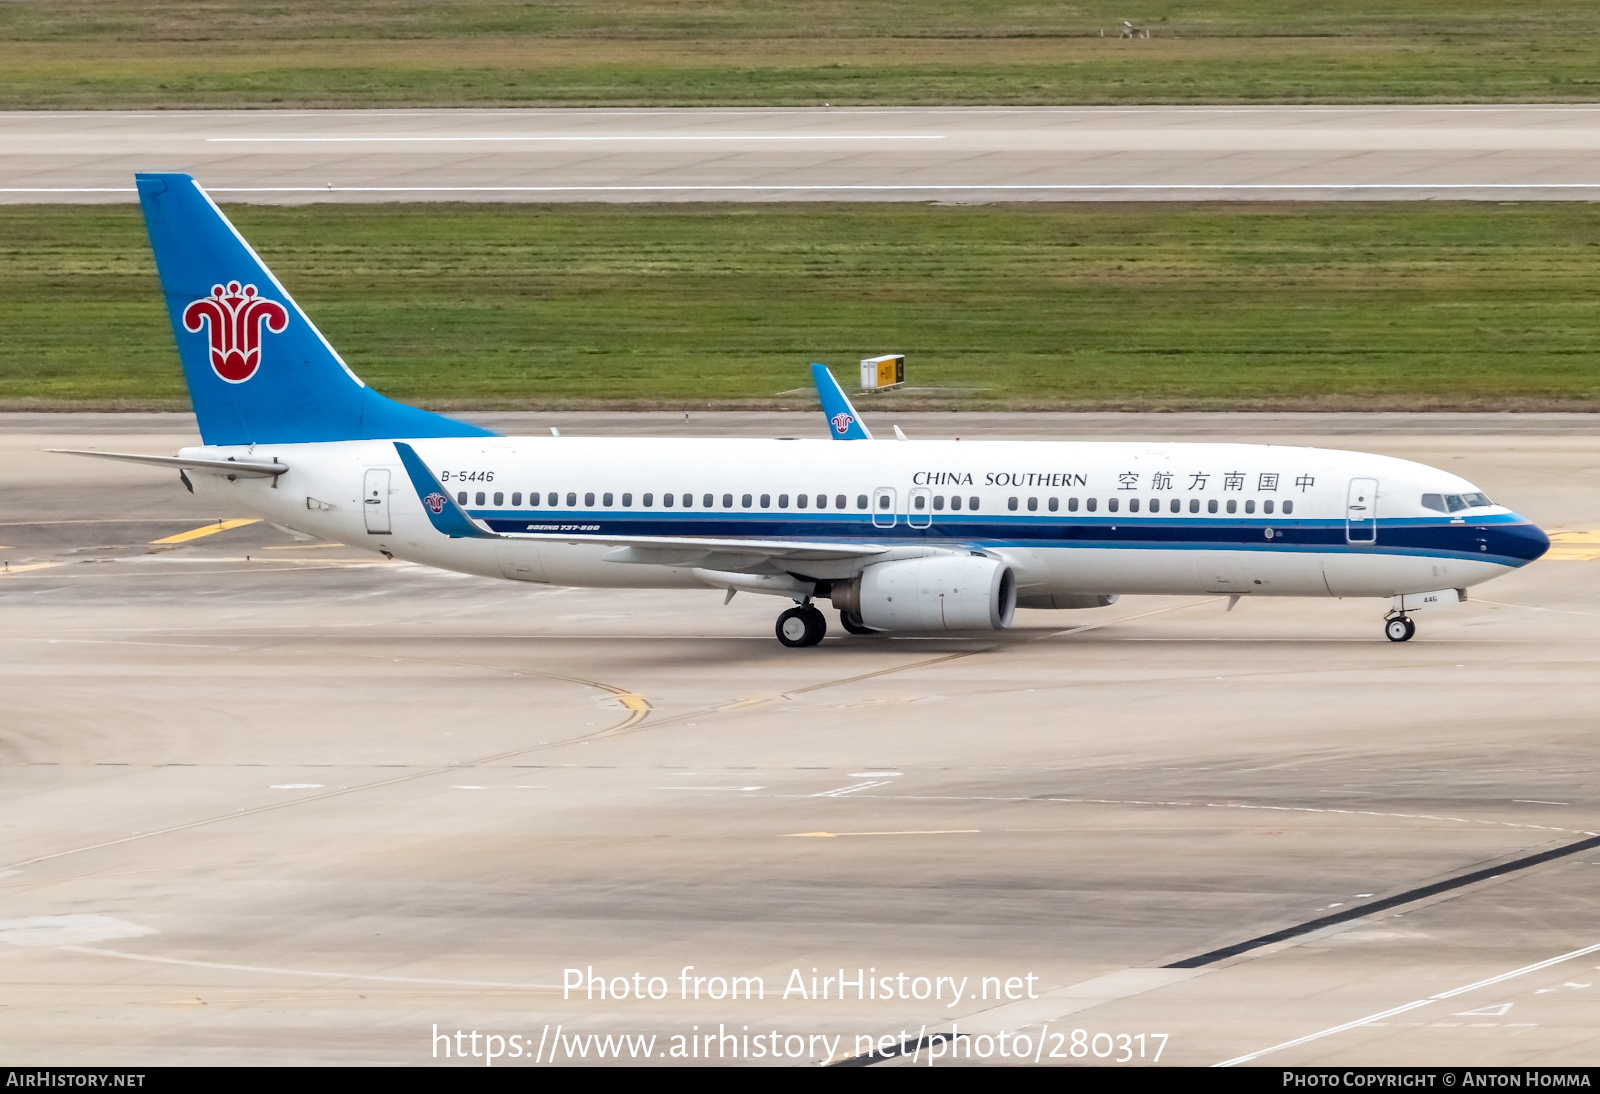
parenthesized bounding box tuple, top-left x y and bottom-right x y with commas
(57, 174, 1550, 647)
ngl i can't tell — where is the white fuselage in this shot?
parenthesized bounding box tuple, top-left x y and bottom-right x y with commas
(178, 436, 1547, 606)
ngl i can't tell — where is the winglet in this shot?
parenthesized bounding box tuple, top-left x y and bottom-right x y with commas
(811, 363, 873, 440)
(393, 442, 497, 539)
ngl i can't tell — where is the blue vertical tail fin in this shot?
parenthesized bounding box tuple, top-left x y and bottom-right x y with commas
(136, 173, 493, 446)
(811, 363, 872, 440)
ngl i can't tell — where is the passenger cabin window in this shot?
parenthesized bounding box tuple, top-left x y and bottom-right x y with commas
(1244, 499, 1254, 514)
(951, 495, 963, 511)
(1048, 497, 1059, 512)
(1007, 497, 1018, 511)
(815, 494, 827, 509)
(511, 492, 521, 506)
(493, 491, 504, 506)
(547, 492, 558, 506)
(742, 494, 752, 508)
(603, 492, 614, 506)
(778, 494, 789, 508)
(683, 494, 694, 508)
(457, 491, 467, 505)
(1283, 500, 1294, 515)
(1207, 499, 1218, 514)
(1107, 497, 1119, 513)
(566, 492, 577, 507)
(1027, 497, 1038, 511)
(622, 493, 632, 506)
(797, 494, 809, 509)
(1170, 499, 1180, 514)
(1086, 498, 1098, 513)
(1127, 498, 1138, 513)
(703, 494, 713, 508)
(584, 492, 595, 506)
(913, 495, 926, 510)
(1226, 499, 1237, 514)
(642, 493, 653, 507)
(1189, 499, 1199, 514)
(723, 494, 734, 508)
(934, 496, 946, 511)
(836, 495, 846, 509)
(475, 491, 486, 505)
(761, 494, 771, 507)
(1263, 500, 1274, 515)
(969, 497, 979, 510)
(876, 494, 889, 509)
(663, 493, 674, 507)
(1067, 498, 1079, 512)
(857, 495, 868, 509)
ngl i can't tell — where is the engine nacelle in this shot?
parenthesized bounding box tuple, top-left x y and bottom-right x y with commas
(833, 555, 1016, 632)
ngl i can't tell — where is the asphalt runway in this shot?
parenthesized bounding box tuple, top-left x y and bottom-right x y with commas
(7, 106, 1600, 203)
(2, 411, 1598, 1067)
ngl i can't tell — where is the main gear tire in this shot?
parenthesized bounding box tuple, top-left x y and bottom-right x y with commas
(777, 605, 827, 647)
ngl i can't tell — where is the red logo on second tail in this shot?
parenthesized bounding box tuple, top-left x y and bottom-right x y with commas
(831, 412, 855, 435)
(182, 282, 289, 384)
(424, 492, 448, 515)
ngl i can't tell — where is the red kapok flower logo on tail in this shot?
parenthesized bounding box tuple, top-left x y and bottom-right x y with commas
(831, 412, 855, 435)
(423, 492, 448, 515)
(182, 282, 289, 384)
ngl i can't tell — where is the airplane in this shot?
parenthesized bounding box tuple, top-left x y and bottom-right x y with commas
(54, 173, 1550, 648)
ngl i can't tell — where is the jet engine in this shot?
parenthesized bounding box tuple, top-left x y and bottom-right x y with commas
(831, 555, 1016, 632)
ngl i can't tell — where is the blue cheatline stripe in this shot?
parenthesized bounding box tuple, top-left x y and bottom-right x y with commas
(473, 510, 1548, 566)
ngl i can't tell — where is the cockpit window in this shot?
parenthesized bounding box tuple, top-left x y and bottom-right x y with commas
(1425, 491, 1493, 514)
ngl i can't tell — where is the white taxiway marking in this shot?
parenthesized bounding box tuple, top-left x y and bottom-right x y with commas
(652, 785, 765, 792)
(269, 784, 323, 789)
(812, 780, 895, 798)
(1215, 940, 1600, 1066)
(61, 945, 558, 990)
(206, 135, 945, 143)
(10, 183, 1600, 197)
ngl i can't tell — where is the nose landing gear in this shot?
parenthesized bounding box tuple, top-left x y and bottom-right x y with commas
(776, 604, 828, 647)
(1384, 615, 1416, 642)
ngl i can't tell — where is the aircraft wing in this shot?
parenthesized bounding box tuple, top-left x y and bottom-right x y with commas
(811, 363, 872, 440)
(48, 449, 287, 477)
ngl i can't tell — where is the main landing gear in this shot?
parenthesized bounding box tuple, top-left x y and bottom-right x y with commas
(776, 604, 828, 648)
(1385, 615, 1416, 643)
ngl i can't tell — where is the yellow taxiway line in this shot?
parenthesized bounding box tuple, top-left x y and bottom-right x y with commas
(1546, 530, 1600, 561)
(150, 518, 259, 545)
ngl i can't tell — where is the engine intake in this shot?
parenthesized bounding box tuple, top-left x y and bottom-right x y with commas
(831, 555, 1016, 632)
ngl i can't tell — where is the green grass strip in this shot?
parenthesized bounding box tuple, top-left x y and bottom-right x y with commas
(3, 201, 1598, 411)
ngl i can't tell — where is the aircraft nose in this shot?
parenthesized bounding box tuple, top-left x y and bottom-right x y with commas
(1512, 518, 1551, 562)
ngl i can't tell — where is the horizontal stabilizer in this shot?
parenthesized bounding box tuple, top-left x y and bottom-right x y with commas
(48, 449, 287, 477)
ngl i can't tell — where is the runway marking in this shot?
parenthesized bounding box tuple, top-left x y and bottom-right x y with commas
(207, 135, 946, 143)
(59, 945, 558, 991)
(812, 779, 895, 798)
(1215, 939, 1600, 1066)
(652, 785, 764, 791)
(149, 518, 259, 544)
(789, 829, 979, 838)
(262, 542, 346, 550)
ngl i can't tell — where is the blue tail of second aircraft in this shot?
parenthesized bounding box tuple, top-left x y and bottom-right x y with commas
(136, 173, 492, 446)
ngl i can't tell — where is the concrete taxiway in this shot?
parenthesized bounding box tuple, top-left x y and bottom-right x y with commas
(6, 106, 1600, 203)
(1, 411, 1599, 1066)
